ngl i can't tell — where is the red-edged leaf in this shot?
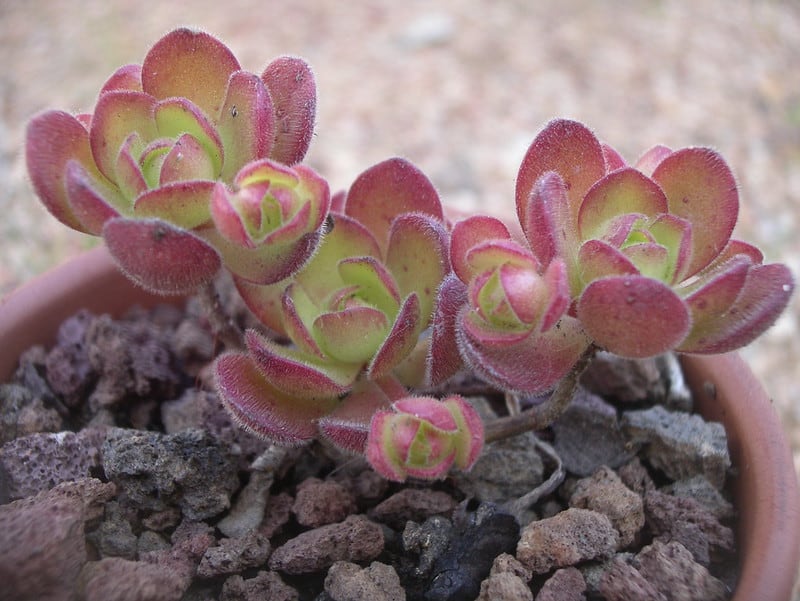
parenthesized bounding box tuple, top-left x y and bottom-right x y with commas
(601, 142, 627, 171)
(458, 309, 591, 394)
(679, 262, 793, 354)
(246, 329, 359, 398)
(281, 283, 324, 358)
(102, 217, 220, 295)
(345, 158, 443, 253)
(89, 91, 158, 182)
(65, 161, 123, 235)
(622, 243, 670, 281)
(100, 64, 143, 94)
(318, 380, 394, 453)
(577, 275, 690, 358)
(578, 239, 639, 283)
(634, 144, 672, 177)
(578, 168, 668, 241)
(218, 71, 275, 180)
(516, 119, 606, 229)
(214, 352, 336, 445)
(234, 277, 286, 335)
(314, 306, 390, 364)
(154, 97, 224, 176)
(367, 293, 423, 380)
(115, 133, 148, 200)
(426, 273, 468, 386)
(26, 110, 103, 232)
(649, 213, 693, 284)
(142, 28, 240, 118)
(465, 239, 539, 280)
(386, 214, 449, 325)
(158, 133, 216, 184)
(339, 256, 402, 315)
(652, 147, 739, 278)
(133, 180, 215, 229)
(450, 216, 511, 283)
(444, 395, 485, 470)
(262, 56, 316, 165)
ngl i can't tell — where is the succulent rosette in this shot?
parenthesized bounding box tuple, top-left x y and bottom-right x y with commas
(26, 28, 321, 294)
(516, 118, 794, 358)
(366, 395, 484, 481)
(215, 158, 455, 449)
(448, 215, 591, 394)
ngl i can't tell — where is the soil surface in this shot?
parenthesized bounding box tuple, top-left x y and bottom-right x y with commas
(1, 300, 739, 600)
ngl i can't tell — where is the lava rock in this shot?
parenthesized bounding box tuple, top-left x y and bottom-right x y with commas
(324, 561, 405, 601)
(0, 383, 64, 444)
(621, 405, 730, 489)
(661, 476, 734, 520)
(402, 515, 453, 579)
(476, 553, 533, 601)
(598, 555, 666, 601)
(425, 504, 520, 601)
(102, 427, 239, 520)
(633, 540, 728, 601)
(79, 556, 188, 601)
(197, 531, 271, 578)
(580, 351, 665, 403)
(0, 478, 115, 601)
(535, 566, 586, 601)
(616, 457, 656, 496)
(517, 508, 618, 575)
(220, 570, 298, 601)
(369, 488, 457, 529)
(293, 477, 357, 527)
(268, 514, 384, 575)
(551, 388, 634, 477)
(87, 500, 138, 559)
(569, 466, 644, 549)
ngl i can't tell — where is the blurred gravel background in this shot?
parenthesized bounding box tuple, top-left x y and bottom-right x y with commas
(2, 0, 798, 490)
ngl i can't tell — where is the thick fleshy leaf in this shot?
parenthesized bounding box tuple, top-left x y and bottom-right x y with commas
(234, 278, 286, 335)
(26, 110, 103, 232)
(262, 56, 317, 165)
(635, 144, 672, 177)
(445, 395, 485, 470)
(158, 133, 216, 184)
(648, 213, 693, 284)
(578, 168, 668, 241)
(601, 142, 627, 172)
(318, 380, 394, 453)
(142, 28, 240, 117)
(154, 98, 223, 176)
(465, 239, 539, 282)
(460, 308, 535, 346)
(210, 183, 251, 247)
(458, 309, 591, 394)
(102, 217, 221, 295)
(516, 119, 606, 228)
(246, 329, 360, 398)
(450, 216, 511, 283)
(207, 227, 322, 285)
(578, 239, 639, 283)
(345, 158, 444, 253)
(366, 412, 420, 481)
(386, 214, 449, 326)
(314, 306, 390, 364)
(133, 180, 215, 229)
(691, 239, 764, 281)
(538, 259, 572, 332)
(426, 273, 468, 386)
(115, 133, 148, 200)
(100, 64, 144, 94)
(523, 172, 581, 291)
(281, 283, 324, 357)
(65, 161, 122, 235)
(367, 293, 423, 380)
(90, 91, 158, 182)
(339, 257, 401, 315)
(576, 275, 690, 358)
(214, 352, 336, 445)
(622, 243, 670, 281)
(652, 148, 738, 278)
(218, 71, 275, 180)
(679, 262, 793, 353)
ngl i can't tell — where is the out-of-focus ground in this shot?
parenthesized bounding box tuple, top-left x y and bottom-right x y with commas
(1, 0, 798, 559)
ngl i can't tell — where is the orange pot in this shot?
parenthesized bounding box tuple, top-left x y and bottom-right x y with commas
(1, 246, 798, 600)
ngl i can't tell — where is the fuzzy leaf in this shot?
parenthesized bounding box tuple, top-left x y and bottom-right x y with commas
(635, 144, 672, 177)
(339, 257, 402, 316)
(26, 111, 107, 232)
(386, 213, 449, 326)
(65, 161, 122, 235)
(345, 158, 443, 253)
(100, 64, 144, 94)
(142, 28, 240, 118)
(445, 396, 485, 470)
(314, 306, 390, 364)
(578, 239, 639, 282)
(426, 273, 468, 386)
(246, 329, 360, 398)
(158, 133, 217, 184)
(234, 278, 286, 335)
(367, 293, 423, 380)
(214, 352, 336, 445)
(281, 283, 325, 357)
(648, 213, 693, 284)
(154, 98, 224, 176)
(516, 119, 606, 229)
(652, 147, 738, 278)
(577, 275, 690, 358)
(218, 71, 275, 180)
(102, 217, 221, 295)
(465, 239, 539, 282)
(262, 56, 316, 165)
(115, 133, 148, 200)
(133, 180, 215, 229)
(458, 309, 591, 395)
(318, 380, 394, 453)
(601, 142, 627, 171)
(450, 216, 511, 282)
(578, 168, 668, 241)
(679, 262, 794, 353)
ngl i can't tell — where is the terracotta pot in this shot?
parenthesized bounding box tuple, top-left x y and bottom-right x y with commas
(1, 246, 798, 600)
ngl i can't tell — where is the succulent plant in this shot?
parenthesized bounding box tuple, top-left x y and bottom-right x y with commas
(25, 28, 323, 294)
(215, 158, 457, 451)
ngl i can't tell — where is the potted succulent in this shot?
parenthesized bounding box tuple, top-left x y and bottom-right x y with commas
(2, 27, 798, 600)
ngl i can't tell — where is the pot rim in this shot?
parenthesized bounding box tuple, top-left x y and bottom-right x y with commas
(1, 246, 798, 599)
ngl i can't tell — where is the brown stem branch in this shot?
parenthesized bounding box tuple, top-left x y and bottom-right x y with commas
(484, 344, 597, 443)
(197, 282, 244, 350)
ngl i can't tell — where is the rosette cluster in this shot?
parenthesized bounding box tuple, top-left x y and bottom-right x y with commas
(26, 28, 325, 294)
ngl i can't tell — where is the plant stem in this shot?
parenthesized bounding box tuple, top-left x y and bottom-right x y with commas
(197, 282, 244, 350)
(483, 344, 597, 443)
